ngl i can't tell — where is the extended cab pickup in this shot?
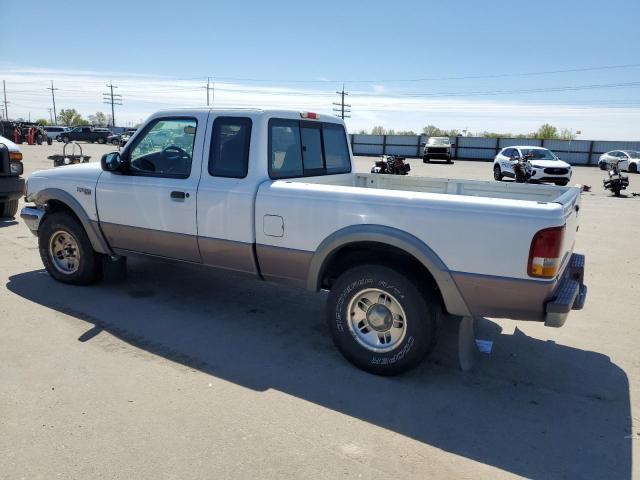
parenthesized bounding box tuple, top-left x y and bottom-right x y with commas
(20, 108, 587, 375)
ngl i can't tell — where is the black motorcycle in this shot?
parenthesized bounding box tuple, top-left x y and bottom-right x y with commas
(603, 159, 629, 196)
(371, 155, 411, 175)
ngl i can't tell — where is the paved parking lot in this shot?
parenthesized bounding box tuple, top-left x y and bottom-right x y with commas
(1, 143, 639, 479)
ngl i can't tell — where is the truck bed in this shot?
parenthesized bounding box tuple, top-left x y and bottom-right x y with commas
(290, 172, 574, 204)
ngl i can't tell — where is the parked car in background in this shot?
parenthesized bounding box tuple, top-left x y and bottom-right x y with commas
(598, 150, 640, 173)
(119, 129, 137, 146)
(0, 135, 25, 218)
(44, 126, 71, 142)
(57, 127, 111, 144)
(494, 146, 572, 186)
(422, 137, 453, 163)
(106, 133, 123, 145)
(20, 108, 587, 375)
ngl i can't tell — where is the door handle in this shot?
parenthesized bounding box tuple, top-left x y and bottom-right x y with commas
(170, 191, 188, 199)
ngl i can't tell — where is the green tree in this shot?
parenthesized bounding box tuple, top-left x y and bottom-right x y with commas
(57, 108, 89, 126)
(534, 123, 558, 139)
(396, 130, 417, 136)
(356, 129, 368, 135)
(88, 111, 108, 126)
(35, 118, 49, 125)
(371, 125, 386, 135)
(422, 125, 444, 136)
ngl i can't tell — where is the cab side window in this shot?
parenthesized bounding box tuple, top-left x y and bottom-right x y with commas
(129, 117, 197, 178)
(209, 117, 252, 178)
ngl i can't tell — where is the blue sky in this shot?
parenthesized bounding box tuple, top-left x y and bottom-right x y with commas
(2, 0, 640, 138)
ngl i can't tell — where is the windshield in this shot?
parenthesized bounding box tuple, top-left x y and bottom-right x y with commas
(427, 137, 450, 145)
(520, 148, 557, 160)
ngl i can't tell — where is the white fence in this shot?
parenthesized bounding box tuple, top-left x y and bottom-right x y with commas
(349, 134, 640, 165)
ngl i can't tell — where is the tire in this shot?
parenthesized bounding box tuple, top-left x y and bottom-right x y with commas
(62, 136, 70, 144)
(629, 163, 638, 174)
(326, 264, 436, 376)
(0, 199, 19, 218)
(599, 162, 607, 171)
(423, 156, 430, 163)
(97, 137, 105, 144)
(493, 164, 503, 181)
(38, 211, 103, 285)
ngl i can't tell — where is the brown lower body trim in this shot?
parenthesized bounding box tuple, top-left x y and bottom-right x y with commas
(256, 244, 313, 288)
(199, 237, 259, 274)
(101, 222, 201, 263)
(452, 271, 557, 321)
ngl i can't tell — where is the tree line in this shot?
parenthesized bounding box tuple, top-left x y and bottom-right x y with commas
(32, 109, 113, 127)
(356, 123, 578, 140)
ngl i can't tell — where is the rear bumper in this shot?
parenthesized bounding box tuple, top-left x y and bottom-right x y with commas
(0, 176, 25, 200)
(544, 253, 587, 327)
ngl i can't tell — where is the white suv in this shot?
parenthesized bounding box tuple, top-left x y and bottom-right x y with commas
(598, 150, 640, 173)
(494, 146, 572, 186)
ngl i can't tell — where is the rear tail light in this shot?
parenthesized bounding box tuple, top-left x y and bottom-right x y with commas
(528, 225, 565, 278)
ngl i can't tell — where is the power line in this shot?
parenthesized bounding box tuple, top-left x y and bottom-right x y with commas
(333, 84, 351, 119)
(47, 80, 59, 124)
(103, 82, 122, 127)
(2, 80, 8, 120)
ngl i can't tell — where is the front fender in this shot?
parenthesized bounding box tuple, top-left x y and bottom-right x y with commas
(29, 188, 112, 255)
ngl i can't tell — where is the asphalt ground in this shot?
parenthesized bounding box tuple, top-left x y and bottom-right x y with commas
(1, 142, 638, 479)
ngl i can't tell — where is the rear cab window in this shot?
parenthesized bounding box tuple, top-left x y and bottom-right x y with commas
(269, 119, 351, 179)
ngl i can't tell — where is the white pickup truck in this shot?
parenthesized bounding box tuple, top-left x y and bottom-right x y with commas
(21, 108, 587, 375)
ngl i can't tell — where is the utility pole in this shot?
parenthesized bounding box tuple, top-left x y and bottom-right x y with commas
(2, 80, 8, 120)
(47, 81, 58, 124)
(103, 82, 122, 127)
(203, 77, 214, 106)
(333, 84, 351, 120)
(48, 108, 54, 124)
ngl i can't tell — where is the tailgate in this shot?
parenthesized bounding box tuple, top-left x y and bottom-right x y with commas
(555, 187, 582, 272)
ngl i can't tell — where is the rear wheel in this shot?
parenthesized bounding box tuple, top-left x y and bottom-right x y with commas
(62, 136, 70, 143)
(326, 264, 436, 375)
(493, 164, 503, 181)
(38, 211, 103, 285)
(0, 200, 19, 218)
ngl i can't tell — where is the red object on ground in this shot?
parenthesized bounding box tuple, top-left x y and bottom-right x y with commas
(13, 127, 21, 144)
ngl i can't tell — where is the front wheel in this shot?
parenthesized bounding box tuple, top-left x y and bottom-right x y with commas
(38, 211, 103, 285)
(629, 163, 638, 174)
(97, 137, 105, 144)
(493, 164, 503, 181)
(326, 264, 436, 375)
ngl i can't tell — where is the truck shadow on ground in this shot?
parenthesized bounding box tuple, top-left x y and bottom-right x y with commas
(7, 257, 632, 479)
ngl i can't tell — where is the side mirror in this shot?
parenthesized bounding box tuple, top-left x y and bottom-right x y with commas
(101, 151, 124, 172)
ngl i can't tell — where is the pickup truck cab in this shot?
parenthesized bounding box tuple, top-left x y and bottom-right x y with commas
(57, 126, 111, 144)
(21, 108, 587, 375)
(0, 135, 25, 218)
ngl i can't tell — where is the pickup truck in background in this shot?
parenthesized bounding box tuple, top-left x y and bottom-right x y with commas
(20, 108, 587, 375)
(57, 126, 111, 144)
(0, 135, 25, 218)
(422, 136, 454, 163)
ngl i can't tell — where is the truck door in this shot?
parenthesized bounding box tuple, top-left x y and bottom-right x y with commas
(95, 114, 207, 262)
(196, 115, 258, 274)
